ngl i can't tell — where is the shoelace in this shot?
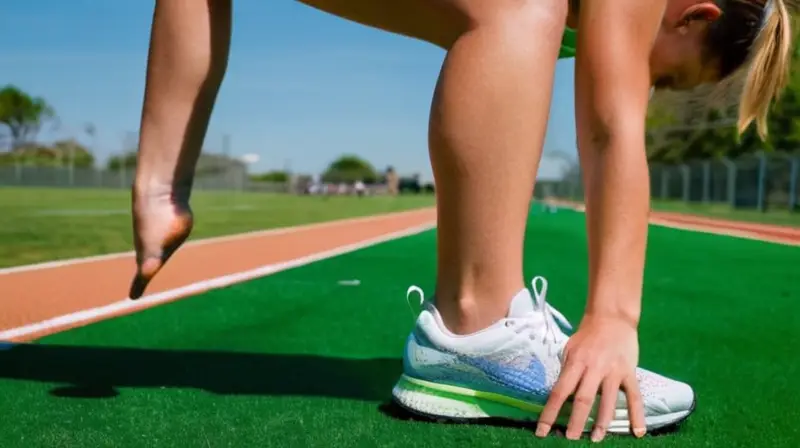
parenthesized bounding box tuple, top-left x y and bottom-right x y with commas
(405, 276, 573, 346)
(515, 276, 573, 355)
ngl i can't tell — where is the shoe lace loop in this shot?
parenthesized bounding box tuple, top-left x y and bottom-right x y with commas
(406, 285, 426, 317)
(514, 276, 573, 354)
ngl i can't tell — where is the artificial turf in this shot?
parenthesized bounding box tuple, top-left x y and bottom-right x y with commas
(0, 206, 797, 447)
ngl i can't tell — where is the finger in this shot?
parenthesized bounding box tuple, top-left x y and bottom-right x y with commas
(623, 373, 647, 438)
(536, 361, 585, 438)
(128, 273, 148, 300)
(565, 370, 603, 440)
(129, 257, 162, 300)
(129, 217, 192, 300)
(591, 376, 622, 443)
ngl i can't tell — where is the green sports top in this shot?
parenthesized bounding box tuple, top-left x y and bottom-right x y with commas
(559, 28, 577, 59)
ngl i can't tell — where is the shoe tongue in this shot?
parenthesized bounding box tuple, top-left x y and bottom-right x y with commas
(507, 288, 536, 318)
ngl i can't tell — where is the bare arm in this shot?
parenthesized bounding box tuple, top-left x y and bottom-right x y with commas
(129, 0, 232, 299)
(573, 0, 664, 327)
(134, 0, 232, 195)
(535, 1, 665, 441)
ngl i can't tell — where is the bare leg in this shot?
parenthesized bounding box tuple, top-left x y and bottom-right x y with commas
(426, 9, 565, 333)
(130, 0, 566, 335)
(302, 0, 567, 333)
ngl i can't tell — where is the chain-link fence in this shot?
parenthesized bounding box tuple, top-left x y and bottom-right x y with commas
(5, 151, 799, 211)
(0, 165, 251, 190)
(0, 164, 297, 193)
(538, 151, 800, 212)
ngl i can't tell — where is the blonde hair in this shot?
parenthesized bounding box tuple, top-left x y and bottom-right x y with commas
(737, 0, 796, 139)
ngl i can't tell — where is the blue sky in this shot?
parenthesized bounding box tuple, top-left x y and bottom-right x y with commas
(0, 0, 578, 181)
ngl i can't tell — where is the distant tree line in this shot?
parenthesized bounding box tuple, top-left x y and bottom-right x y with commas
(0, 84, 428, 192)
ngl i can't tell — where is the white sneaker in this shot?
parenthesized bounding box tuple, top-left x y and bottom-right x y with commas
(391, 276, 696, 434)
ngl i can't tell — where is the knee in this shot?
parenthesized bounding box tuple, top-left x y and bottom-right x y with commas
(452, 0, 568, 45)
(482, 0, 566, 35)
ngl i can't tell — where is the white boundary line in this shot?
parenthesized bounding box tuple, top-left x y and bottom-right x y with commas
(546, 200, 798, 247)
(648, 218, 800, 246)
(0, 221, 436, 342)
(0, 208, 434, 276)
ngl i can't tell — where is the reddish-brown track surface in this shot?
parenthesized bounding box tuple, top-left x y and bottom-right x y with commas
(1, 205, 797, 342)
(0, 208, 437, 342)
(547, 198, 800, 246)
(651, 211, 800, 243)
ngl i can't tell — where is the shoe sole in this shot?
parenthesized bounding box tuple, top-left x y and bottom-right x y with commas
(391, 374, 695, 436)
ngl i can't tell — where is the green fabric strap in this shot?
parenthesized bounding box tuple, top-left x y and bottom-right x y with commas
(559, 27, 577, 59)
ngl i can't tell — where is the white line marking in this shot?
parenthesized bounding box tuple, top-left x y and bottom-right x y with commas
(0, 221, 436, 341)
(0, 208, 434, 276)
(544, 200, 798, 247)
(649, 218, 800, 247)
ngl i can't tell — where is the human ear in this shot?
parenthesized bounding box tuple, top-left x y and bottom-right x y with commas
(677, 2, 723, 32)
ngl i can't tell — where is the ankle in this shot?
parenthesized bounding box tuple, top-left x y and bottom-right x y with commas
(435, 293, 508, 336)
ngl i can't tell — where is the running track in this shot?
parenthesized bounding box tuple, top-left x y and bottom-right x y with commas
(1, 206, 797, 343)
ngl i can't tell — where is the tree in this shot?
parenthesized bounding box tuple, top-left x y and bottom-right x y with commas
(321, 154, 378, 183)
(0, 139, 94, 167)
(52, 139, 95, 168)
(0, 85, 56, 150)
(250, 170, 289, 182)
(107, 151, 138, 170)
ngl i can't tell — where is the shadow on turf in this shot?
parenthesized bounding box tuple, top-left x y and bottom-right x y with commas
(0, 343, 401, 401)
(0, 343, 689, 440)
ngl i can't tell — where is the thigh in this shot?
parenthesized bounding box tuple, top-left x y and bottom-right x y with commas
(296, 0, 568, 50)
(297, 0, 463, 48)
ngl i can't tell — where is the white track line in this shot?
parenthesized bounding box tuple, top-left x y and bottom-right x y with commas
(649, 218, 800, 246)
(0, 221, 436, 342)
(0, 208, 434, 276)
(546, 200, 798, 247)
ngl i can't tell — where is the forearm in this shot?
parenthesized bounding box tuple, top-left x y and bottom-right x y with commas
(134, 0, 232, 194)
(579, 136, 650, 328)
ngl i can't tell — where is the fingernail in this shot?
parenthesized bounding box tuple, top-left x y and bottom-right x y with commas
(535, 424, 550, 437)
(591, 427, 605, 442)
(634, 427, 646, 438)
(566, 430, 581, 441)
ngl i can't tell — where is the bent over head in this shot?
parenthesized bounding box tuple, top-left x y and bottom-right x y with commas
(718, 0, 795, 137)
(649, 0, 797, 138)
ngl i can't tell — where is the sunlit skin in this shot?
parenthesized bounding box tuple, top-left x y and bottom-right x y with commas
(130, 0, 745, 442)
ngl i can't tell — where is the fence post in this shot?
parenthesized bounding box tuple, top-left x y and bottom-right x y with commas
(789, 156, 798, 212)
(14, 160, 21, 185)
(702, 161, 711, 203)
(756, 151, 767, 212)
(722, 157, 736, 208)
(661, 168, 669, 199)
(680, 164, 690, 202)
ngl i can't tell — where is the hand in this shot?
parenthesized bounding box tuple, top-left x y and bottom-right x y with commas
(535, 315, 646, 442)
(129, 185, 193, 300)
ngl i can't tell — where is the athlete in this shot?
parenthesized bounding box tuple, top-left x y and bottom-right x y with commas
(127, 0, 795, 442)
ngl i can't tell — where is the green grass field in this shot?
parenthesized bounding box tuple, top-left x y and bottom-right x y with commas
(2, 187, 796, 269)
(0, 187, 435, 268)
(1, 205, 797, 447)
